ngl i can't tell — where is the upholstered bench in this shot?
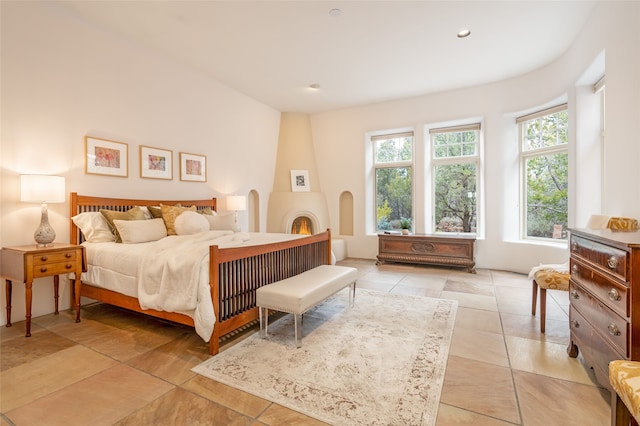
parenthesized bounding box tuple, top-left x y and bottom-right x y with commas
(610, 360, 640, 425)
(256, 264, 357, 348)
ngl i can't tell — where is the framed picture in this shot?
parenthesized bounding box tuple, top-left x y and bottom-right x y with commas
(85, 136, 128, 177)
(180, 152, 207, 182)
(140, 145, 173, 180)
(290, 169, 310, 192)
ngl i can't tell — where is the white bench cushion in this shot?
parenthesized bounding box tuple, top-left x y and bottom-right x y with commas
(256, 264, 357, 314)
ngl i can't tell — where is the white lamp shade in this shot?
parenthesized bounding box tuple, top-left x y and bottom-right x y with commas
(227, 195, 246, 211)
(20, 175, 66, 203)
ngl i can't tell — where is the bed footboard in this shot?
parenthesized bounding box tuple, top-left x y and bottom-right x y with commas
(208, 229, 332, 355)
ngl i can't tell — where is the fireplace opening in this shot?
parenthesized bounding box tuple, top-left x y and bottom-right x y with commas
(291, 216, 314, 235)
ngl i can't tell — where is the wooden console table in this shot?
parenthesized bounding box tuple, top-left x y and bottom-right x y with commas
(376, 233, 476, 273)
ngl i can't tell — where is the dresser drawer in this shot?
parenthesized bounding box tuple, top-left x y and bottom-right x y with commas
(569, 305, 624, 389)
(570, 234, 627, 281)
(570, 259, 629, 318)
(569, 281, 629, 356)
(32, 261, 79, 278)
(31, 250, 78, 265)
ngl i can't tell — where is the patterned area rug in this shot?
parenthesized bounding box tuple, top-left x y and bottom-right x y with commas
(192, 288, 457, 426)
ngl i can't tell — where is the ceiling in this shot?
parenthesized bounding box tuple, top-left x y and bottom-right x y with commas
(57, 1, 597, 114)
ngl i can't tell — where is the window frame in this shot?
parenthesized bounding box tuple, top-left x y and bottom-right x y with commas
(518, 104, 569, 241)
(429, 124, 481, 235)
(372, 131, 414, 233)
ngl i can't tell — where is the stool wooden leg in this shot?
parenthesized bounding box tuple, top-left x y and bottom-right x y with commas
(531, 280, 538, 316)
(540, 287, 547, 333)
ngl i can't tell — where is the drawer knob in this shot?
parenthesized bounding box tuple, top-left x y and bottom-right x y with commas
(571, 264, 579, 276)
(40, 256, 48, 261)
(608, 289, 621, 301)
(571, 319, 580, 328)
(607, 323, 621, 336)
(608, 256, 618, 269)
(65, 263, 72, 270)
(65, 253, 72, 258)
(570, 290, 580, 300)
(40, 267, 47, 273)
(571, 242, 578, 252)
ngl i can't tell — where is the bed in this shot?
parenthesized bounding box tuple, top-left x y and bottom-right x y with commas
(69, 192, 332, 355)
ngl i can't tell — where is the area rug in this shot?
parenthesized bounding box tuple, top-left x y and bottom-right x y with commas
(192, 288, 458, 426)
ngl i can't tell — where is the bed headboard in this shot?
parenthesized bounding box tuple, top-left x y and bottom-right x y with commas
(70, 192, 217, 245)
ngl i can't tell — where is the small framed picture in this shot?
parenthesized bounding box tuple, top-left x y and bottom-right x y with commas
(85, 136, 128, 177)
(290, 169, 310, 192)
(180, 152, 207, 182)
(140, 145, 173, 180)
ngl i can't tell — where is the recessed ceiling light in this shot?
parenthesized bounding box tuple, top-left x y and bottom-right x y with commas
(329, 8, 341, 17)
(457, 29, 471, 38)
(309, 84, 320, 90)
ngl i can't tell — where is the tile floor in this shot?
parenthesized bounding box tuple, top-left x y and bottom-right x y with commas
(0, 259, 611, 425)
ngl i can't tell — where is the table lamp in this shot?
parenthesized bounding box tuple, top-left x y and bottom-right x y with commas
(20, 175, 66, 246)
(226, 195, 246, 233)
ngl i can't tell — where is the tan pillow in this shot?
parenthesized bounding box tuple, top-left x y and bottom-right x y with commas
(114, 218, 167, 243)
(147, 206, 162, 219)
(100, 207, 147, 243)
(160, 204, 197, 235)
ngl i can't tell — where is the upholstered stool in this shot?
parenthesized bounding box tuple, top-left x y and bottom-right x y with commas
(609, 360, 640, 426)
(530, 267, 570, 333)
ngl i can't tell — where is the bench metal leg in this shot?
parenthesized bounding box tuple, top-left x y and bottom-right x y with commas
(259, 307, 269, 338)
(349, 282, 356, 307)
(294, 314, 302, 348)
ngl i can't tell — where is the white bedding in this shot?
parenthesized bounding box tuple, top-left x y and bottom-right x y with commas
(81, 231, 306, 341)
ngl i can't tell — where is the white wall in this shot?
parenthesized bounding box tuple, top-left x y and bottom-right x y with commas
(0, 2, 281, 325)
(310, 2, 640, 274)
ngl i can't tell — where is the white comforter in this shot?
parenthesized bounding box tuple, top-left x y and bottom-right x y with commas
(82, 231, 306, 341)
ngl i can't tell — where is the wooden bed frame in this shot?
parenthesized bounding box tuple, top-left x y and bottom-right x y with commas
(69, 192, 332, 355)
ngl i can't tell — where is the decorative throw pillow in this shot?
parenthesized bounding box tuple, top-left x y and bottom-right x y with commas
(174, 211, 210, 235)
(198, 207, 216, 216)
(160, 204, 197, 235)
(100, 207, 147, 243)
(204, 213, 236, 231)
(147, 206, 163, 219)
(72, 211, 116, 243)
(114, 218, 168, 243)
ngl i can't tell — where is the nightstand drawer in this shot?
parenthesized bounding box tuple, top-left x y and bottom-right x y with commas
(32, 261, 79, 278)
(31, 250, 78, 265)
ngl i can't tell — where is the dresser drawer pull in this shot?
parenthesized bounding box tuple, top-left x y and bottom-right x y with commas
(570, 290, 580, 300)
(571, 242, 578, 252)
(608, 256, 618, 269)
(608, 289, 621, 301)
(571, 264, 579, 276)
(607, 323, 621, 336)
(40, 256, 48, 262)
(571, 319, 580, 328)
(40, 267, 47, 273)
(65, 253, 72, 258)
(65, 263, 72, 270)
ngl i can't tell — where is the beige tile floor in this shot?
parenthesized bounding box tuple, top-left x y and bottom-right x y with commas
(0, 259, 611, 425)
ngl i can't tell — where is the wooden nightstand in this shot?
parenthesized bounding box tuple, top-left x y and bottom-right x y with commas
(1, 243, 84, 336)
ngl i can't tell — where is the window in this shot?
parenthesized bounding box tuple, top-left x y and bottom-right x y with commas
(373, 132, 413, 232)
(518, 104, 568, 240)
(430, 124, 480, 233)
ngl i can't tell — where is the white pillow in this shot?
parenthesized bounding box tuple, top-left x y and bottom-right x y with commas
(72, 212, 115, 243)
(204, 213, 235, 231)
(174, 211, 210, 235)
(113, 218, 167, 243)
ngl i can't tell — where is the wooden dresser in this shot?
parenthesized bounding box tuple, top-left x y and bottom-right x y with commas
(376, 233, 476, 273)
(567, 228, 640, 388)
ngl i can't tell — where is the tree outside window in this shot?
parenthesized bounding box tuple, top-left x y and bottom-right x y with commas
(431, 125, 480, 234)
(373, 133, 413, 232)
(519, 105, 568, 240)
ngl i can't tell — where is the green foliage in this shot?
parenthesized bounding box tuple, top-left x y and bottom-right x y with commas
(434, 163, 477, 233)
(399, 217, 411, 229)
